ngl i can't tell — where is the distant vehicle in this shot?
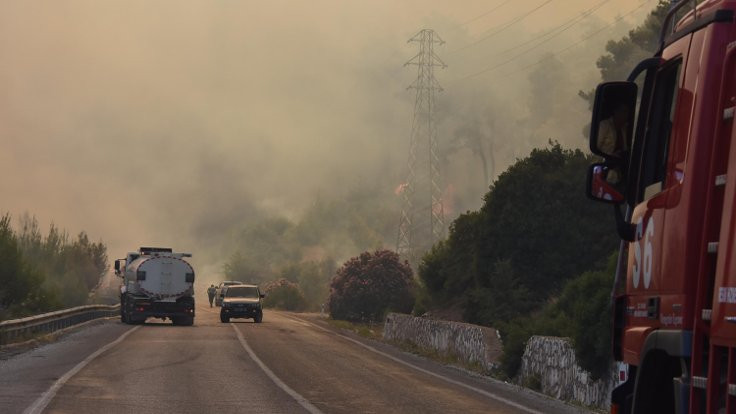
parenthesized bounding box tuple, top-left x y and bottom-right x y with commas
(215, 281, 243, 306)
(220, 284, 264, 323)
(114, 247, 195, 326)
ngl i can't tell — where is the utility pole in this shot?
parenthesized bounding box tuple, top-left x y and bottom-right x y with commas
(397, 29, 446, 266)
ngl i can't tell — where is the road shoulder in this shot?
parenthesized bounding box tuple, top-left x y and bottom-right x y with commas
(280, 312, 592, 414)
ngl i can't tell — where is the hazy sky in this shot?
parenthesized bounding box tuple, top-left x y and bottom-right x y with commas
(0, 0, 654, 272)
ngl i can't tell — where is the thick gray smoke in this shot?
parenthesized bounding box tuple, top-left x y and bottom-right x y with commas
(0, 1, 650, 277)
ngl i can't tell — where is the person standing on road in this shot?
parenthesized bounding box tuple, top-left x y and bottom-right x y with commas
(207, 284, 216, 307)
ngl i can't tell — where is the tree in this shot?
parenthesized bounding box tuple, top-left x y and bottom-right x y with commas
(419, 143, 617, 327)
(0, 214, 59, 319)
(328, 250, 415, 322)
(579, 1, 670, 105)
(0, 214, 32, 317)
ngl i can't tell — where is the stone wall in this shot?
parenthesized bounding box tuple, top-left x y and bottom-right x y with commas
(519, 335, 614, 408)
(382, 313, 502, 371)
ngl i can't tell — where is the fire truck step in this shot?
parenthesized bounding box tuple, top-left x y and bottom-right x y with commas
(715, 174, 727, 186)
(708, 242, 719, 253)
(692, 376, 708, 389)
(702, 309, 712, 321)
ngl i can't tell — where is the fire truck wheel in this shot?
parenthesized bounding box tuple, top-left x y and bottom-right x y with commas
(633, 351, 680, 413)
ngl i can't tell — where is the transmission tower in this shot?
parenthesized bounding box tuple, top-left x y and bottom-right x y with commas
(397, 29, 446, 265)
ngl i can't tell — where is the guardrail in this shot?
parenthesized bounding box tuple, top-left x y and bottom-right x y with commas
(0, 304, 120, 346)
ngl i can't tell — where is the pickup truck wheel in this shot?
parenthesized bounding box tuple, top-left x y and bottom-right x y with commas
(254, 313, 263, 323)
(174, 316, 194, 326)
(220, 315, 229, 323)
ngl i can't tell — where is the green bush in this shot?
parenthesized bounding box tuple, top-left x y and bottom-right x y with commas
(261, 278, 307, 311)
(555, 253, 616, 379)
(497, 252, 617, 379)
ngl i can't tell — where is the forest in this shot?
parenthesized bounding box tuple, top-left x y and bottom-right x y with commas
(0, 214, 108, 320)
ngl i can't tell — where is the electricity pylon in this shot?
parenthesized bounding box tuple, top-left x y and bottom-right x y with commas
(397, 29, 446, 266)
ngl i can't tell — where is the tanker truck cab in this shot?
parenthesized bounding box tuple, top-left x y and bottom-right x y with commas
(118, 247, 196, 326)
(587, 1, 736, 412)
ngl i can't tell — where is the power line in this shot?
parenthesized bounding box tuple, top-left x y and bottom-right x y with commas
(454, 0, 515, 28)
(452, 0, 654, 83)
(496, 0, 610, 56)
(457, 0, 612, 80)
(493, 0, 655, 82)
(448, 0, 554, 55)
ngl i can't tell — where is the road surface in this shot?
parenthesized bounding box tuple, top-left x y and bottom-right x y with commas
(0, 303, 590, 413)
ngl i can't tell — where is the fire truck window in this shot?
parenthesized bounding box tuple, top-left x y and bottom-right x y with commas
(639, 60, 682, 202)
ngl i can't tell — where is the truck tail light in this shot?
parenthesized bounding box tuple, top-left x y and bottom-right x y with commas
(185, 272, 195, 283)
(137, 270, 146, 281)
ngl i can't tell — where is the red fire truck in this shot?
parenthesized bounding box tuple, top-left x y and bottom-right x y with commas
(587, 1, 736, 412)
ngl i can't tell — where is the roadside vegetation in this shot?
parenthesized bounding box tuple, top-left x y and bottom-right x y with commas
(328, 249, 414, 323)
(0, 213, 108, 321)
(261, 278, 307, 311)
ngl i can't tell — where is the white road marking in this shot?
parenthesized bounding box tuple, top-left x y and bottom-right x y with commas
(23, 325, 141, 414)
(283, 313, 544, 414)
(231, 324, 323, 414)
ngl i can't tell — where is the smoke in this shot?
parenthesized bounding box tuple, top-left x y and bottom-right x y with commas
(0, 0, 651, 276)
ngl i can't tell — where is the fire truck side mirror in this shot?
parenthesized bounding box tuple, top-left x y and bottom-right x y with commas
(587, 163, 624, 204)
(589, 81, 637, 160)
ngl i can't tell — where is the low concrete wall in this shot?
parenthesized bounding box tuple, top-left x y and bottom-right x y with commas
(519, 336, 613, 408)
(383, 313, 502, 371)
(384, 315, 619, 409)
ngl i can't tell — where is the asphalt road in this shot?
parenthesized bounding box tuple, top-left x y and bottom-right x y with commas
(0, 303, 590, 414)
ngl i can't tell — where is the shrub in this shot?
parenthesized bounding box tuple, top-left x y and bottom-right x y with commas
(328, 250, 415, 322)
(261, 278, 307, 311)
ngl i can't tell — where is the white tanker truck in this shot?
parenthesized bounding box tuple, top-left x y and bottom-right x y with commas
(114, 247, 195, 326)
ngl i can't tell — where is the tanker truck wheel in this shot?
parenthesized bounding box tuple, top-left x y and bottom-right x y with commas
(220, 314, 230, 323)
(120, 296, 129, 324)
(254, 312, 263, 323)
